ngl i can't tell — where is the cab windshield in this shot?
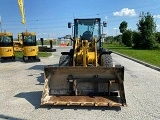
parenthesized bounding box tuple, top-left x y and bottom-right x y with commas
(74, 19, 100, 40)
(0, 36, 13, 47)
(23, 35, 36, 46)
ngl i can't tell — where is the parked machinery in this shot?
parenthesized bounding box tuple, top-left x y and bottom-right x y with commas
(41, 18, 126, 107)
(21, 31, 40, 62)
(38, 38, 56, 52)
(13, 33, 23, 52)
(0, 31, 15, 62)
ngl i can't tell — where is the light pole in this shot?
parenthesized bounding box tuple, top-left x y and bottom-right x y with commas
(0, 16, 2, 32)
(37, 20, 39, 40)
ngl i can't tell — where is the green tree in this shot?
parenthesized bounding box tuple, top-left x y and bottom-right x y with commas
(114, 35, 122, 44)
(105, 36, 114, 43)
(132, 31, 141, 49)
(137, 12, 157, 49)
(155, 32, 160, 43)
(119, 21, 128, 33)
(122, 30, 133, 47)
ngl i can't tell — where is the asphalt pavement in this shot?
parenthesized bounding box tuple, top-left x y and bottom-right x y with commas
(0, 46, 160, 120)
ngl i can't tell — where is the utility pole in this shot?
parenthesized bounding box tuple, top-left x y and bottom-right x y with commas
(37, 20, 39, 40)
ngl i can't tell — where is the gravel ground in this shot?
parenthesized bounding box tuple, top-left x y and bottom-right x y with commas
(0, 46, 160, 120)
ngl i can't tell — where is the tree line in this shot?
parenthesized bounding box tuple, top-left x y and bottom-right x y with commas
(105, 12, 160, 50)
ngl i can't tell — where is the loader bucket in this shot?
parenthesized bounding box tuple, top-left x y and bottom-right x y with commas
(41, 66, 126, 107)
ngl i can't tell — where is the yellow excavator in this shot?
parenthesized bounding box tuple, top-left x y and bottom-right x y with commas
(13, 33, 23, 52)
(21, 31, 40, 62)
(18, 1, 40, 62)
(0, 31, 15, 62)
(41, 18, 126, 107)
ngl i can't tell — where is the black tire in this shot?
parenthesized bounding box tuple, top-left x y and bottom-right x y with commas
(69, 49, 74, 54)
(23, 56, 28, 61)
(59, 55, 71, 66)
(13, 56, 15, 61)
(101, 54, 113, 67)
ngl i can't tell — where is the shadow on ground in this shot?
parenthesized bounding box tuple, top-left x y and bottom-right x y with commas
(0, 58, 24, 63)
(0, 114, 24, 120)
(27, 65, 46, 70)
(26, 64, 59, 85)
(15, 58, 24, 62)
(27, 72, 44, 85)
(14, 91, 42, 109)
(36, 73, 44, 85)
(26, 64, 59, 70)
(27, 73, 44, 85)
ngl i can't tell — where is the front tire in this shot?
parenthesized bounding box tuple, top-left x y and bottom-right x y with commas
(59, 55, 71, 66)
(101, 54, 113, 67)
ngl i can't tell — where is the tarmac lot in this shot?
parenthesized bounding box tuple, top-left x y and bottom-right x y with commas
(0, 46, 160, 120)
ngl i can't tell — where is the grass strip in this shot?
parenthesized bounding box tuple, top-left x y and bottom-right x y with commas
(15, 52, 52, 58)
(104, 43, 160, 67)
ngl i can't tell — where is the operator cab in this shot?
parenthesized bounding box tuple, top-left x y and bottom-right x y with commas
(67, 18, 107, 50)
(74, 18, 100, 42)
(22, 35, 36, 46)
(0, 36, 13, 47)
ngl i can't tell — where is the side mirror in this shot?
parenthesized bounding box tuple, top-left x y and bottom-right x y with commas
(103, 21, 107, 27)
(101, 34, 107, 38)
(68, 22, 72, 28)
(65, 35, 71, 39)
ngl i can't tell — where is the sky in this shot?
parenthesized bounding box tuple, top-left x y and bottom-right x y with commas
(0, 0, 160, 39)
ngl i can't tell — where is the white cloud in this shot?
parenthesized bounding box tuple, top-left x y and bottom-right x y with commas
(113, 8, 136, 17)
(105, 16, 108, 20)
(156, 24, 160, 28)
(153, 14, 160, 19)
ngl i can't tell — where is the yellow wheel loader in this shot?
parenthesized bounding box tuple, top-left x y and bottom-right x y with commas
(41, 18, 126, 107)
(0, 31, 15, 62)
(21, 31, 40, 62)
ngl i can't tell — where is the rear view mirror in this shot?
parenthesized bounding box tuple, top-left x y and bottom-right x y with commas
(103, 21, 107, 27)
(68, 22, 72, 28)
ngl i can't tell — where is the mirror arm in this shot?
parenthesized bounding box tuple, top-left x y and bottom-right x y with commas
(96, 37, 102, 43)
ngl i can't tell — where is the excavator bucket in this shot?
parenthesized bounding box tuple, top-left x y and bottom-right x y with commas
(41, 66, 127, 107)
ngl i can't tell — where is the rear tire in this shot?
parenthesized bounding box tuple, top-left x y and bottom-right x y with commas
(101, 54, 113, 67)
(59, 55, 71, 66)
